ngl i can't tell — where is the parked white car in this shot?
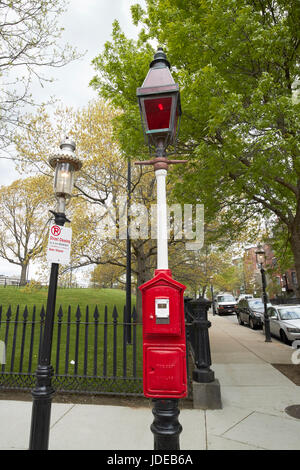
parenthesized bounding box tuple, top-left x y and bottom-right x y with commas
(215, 293, 237, 315)
(263, 305, 300, 344)
(237, 294, 254, 303)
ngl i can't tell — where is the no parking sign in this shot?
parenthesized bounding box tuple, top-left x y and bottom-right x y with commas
(46, 223, 72, 265)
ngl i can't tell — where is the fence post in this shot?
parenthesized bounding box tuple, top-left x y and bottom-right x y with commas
(28, 306, 36, 373)
(112, 306, 118, 377)
(19, 306, 28, 373)
(74, 305, 81, 376)
(132, 306, 137, 378)
(83, 306, 89, 376)
(93, 306, 99, 376)
(123, 306, 127, 378)
(103, 306, 108, 376)
(187, 298, 222, 409)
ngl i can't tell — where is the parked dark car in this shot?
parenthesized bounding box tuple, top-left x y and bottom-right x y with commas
(236, 298, 270, 329)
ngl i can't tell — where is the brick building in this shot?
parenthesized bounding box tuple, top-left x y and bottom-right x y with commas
(242, 245, 298, 297)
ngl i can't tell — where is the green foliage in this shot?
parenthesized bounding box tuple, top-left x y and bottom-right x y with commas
(19, 280, 43, 294)
(90, 1, 300, 277)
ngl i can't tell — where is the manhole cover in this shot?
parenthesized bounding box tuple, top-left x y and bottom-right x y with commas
(285, 405, 300, 419)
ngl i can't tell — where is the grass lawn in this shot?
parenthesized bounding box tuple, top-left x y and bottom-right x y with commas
(0, 286, 133, 314)
(0, 287, 142, 383)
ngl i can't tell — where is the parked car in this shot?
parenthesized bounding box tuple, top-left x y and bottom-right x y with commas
(236, 298, 269, 329)
(215, 293, 237, 315)
(262, 305, 300, 344)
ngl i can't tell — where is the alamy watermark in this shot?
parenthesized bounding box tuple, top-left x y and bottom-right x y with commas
(96, 196, 204, 251)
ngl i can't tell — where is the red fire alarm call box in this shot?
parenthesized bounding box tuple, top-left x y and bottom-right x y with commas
(139, 269, 187, 398)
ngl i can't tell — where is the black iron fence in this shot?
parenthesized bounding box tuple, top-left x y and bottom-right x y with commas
(0, 304, 143, 396)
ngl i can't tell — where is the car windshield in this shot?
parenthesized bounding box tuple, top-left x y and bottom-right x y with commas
(248, 299, 264, 311)
(218, 295, 235, 302)
(278, 307, 300, 320)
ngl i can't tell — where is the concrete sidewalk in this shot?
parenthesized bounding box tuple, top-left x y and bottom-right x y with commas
(1, 313, 300, 450)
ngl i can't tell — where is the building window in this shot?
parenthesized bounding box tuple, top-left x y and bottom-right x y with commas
(291, 272, 298, 286)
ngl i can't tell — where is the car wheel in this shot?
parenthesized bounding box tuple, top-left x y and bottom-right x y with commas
(249, 318, 255, 330)
(280, 330, 291, 345)
(237, 314, 244, 325)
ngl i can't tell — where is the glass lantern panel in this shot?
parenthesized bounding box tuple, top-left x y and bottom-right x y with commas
(257, 253, 265, 265)
(144, 97, 172, 131)
(54, 162, 74, 197)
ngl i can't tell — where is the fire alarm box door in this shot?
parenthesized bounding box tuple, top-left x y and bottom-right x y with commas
(145, 347, 186, 397)
(144, 288, 181, 337)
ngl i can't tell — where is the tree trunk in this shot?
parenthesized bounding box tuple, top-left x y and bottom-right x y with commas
(20, 262, 28, 286)
(135, 243, 153, 322)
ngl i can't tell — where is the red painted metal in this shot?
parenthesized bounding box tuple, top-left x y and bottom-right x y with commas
(139, 269, 187, 398)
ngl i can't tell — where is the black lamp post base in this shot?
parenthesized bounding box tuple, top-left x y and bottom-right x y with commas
(150, 399, 182, 450)
(29, 365, 55, 450)
(263, 318, 272, 343)
(192, 367, 215, 383)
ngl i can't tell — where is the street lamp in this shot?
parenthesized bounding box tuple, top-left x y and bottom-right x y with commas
(29, 137, 82, 450)
(255, 244, 272, 343)
(209, 276, 216, 316)
(136, 48, 187, 451)
(136, 47, 186, 271)
(137, 48, 181, 156)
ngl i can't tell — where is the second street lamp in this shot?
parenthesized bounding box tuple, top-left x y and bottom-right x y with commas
(255, 244, 272, 343)
(29, 137, 82, 450)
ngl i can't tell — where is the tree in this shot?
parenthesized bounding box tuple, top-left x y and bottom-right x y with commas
(90, 263, 125, 289)
(91, 1, 300, 292)
(170, 243, 241, 297)
(0, 175, 54, 284)
(14, 100, 159, 317)
(0, 0, 80, 152)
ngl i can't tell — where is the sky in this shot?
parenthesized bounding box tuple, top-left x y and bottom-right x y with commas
(0, 0, 146, 281)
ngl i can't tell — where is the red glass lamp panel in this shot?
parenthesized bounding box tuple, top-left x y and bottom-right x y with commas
(144, 97, 172, 131)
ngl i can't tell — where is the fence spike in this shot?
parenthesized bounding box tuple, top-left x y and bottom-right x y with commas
(76, 305, 81, 320)
(6, 305, 12, 320)
(112, 305, 118, 321)
(132, 306, 137, 322)
(40, 305, 46, 321)
(23, 305, 29, 320)
(57, 305, 63, 320)
(93, 305, 99, 320)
